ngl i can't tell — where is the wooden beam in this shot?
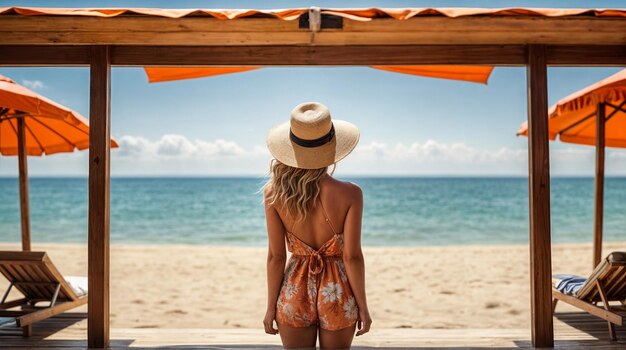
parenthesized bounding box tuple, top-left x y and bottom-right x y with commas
(0, 16, 625, 46)
(16, 117, 30, 252)
(112, 45, 527, 66)
(0, 45, 90, 66)
(1, 44, 625, 67)
(553, 290, 623, 325)
(547, 45, 626, 66)
(88, 45, 111, 349)
(0, 297, 28, 310)
(526, 44, 554, 348)
(16, 297, 88, 327)
(594, 102, 606, 269)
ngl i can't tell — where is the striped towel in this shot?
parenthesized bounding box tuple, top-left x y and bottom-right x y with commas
(0, 317, 16, 328)
(553, 274, 587, 295)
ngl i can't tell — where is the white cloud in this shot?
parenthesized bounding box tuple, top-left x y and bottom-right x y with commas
(353, 140, 527, 164)
(117, 134, 253, 159)
(21, 79, 46, 90)
(3, 135, 626, 176)
(155, 134, 196, 156)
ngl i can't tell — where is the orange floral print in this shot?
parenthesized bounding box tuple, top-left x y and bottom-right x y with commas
(275, 224, 358, 331)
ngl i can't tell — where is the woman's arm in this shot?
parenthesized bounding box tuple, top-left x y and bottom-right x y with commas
(263, 192, 287, 335)
(342, 184, 372, 336)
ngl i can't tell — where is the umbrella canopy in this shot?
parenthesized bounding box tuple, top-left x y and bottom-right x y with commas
(144, 65, 494, 84)
(0, 75, 118, 155)
(0, 74, 118, 251)
(517, 69, 626, 145)
(517, 68, 626, 269)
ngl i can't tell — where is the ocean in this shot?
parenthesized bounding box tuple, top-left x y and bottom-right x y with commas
(0, 177, 624, 246)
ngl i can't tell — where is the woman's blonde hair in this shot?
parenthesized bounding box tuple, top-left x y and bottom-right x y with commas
(263, 159, 335, 223)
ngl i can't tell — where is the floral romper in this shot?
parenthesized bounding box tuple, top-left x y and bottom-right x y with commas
(275, 198, 358, 331)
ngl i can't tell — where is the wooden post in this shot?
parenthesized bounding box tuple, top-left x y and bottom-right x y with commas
(593, 102, 606, 269)
(526, 44, 554, 348)
(88, 45, 111, 349)
(16, 116, 31, 252)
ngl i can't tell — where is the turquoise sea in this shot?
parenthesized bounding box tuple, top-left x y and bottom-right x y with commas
(0, 177, 624, 246)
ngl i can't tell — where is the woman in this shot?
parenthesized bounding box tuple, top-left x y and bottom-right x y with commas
(263, 102, 372, 349)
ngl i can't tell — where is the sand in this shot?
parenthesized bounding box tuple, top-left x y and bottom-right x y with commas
(0, 241, 623, 330)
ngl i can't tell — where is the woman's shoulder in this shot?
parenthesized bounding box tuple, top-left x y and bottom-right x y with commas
(325, 178, 362, 202)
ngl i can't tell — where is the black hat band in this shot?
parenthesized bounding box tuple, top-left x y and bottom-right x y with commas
(289, 124, 335, 148)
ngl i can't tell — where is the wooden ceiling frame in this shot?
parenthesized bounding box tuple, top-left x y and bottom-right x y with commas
(1, 10, 625, 349)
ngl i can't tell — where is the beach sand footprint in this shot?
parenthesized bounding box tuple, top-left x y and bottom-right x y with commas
(166, 309, 188, 315)
(485, 302, 502, 309)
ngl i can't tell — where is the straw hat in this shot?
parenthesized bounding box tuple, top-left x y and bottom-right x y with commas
(266, 102, 360, 169)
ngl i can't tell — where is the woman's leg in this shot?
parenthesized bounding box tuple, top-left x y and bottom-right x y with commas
(277, 322, 317, 349)
(319, 323, 356, 350)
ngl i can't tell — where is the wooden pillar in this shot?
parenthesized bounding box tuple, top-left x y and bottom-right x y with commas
(88, 45, 111, 349)
(593, 102, 606, 269)
(17, 116, 31, 251)
(526, 44, 554, 348)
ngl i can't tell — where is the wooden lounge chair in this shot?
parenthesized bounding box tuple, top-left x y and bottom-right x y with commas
(0, 251, 88, 337)
(552, 251, 626, 341)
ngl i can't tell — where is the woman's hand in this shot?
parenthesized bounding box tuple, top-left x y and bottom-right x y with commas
(356, 308, 372, 336)
(263, 308, 279, 335)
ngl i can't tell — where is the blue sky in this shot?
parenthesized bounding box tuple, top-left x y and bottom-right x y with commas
(0, 0, 625, 176)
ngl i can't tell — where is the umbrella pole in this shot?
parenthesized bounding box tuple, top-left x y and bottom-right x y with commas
(17, 116, 31, 251)
(593, 102, 606, 268)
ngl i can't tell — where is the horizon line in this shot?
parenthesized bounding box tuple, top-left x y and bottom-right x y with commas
(0, 174, 620, 179)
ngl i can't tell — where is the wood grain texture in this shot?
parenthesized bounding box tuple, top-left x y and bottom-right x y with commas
(526, 44, 554, 348)
(1, 313, 626, 348)
(17, 117, 31, 252)
(87, 45, 111, 349)
(553, 291, 623, 326)
(0, 16, 625, 45)
(1, 45, 625, 66)
(547, 45, 626, 66)
(112, 45, 527, 66)
(0, 46, 90, 66)
(594, 102, 606, 269)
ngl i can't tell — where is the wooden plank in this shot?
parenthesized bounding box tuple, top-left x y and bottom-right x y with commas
(0, 252, 79, 301)
(0, 44, 528, 66)
(4, 264, 37, 298)
(0, 297, 28, 310)
(557, 292, 622, 325)
(0, 251, 46, 261)
(2, 323, 626, 348)
(112, 44, 528, 66)
(0, 45, 90, 66)
(1, 44, 625, 66)
(611, 268, 626, 297)
(0, 16, 625, 45)
(87, 45, 111, 349)
(527, 44, 554, 348)
(547, 45, 626, 66)
(0, 17, 299, 33)
(41, 256, 80, 301)
(16, 297, 87, 327)
(26, 263, 56, 298)
(17, 264, 47, 298)
(16, 117, 30, 252)
(593, 102, 606, 269)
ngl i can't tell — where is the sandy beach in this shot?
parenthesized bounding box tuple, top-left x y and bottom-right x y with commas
(0, 242, 624, 330)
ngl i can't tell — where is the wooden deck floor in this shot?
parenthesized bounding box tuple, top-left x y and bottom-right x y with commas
(0, 312, 625, 349)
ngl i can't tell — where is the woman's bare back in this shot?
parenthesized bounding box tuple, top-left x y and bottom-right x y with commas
(275, 175, 359, 250)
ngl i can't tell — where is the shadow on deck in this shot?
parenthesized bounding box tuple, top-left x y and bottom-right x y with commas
(0, 312, 625, 349)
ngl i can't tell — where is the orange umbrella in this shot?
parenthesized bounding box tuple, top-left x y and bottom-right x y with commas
(517, 69, 626, 268)
(144, 65, 494, 84)
(517, 69, 626, 145)
(0, 74, 118, 250)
